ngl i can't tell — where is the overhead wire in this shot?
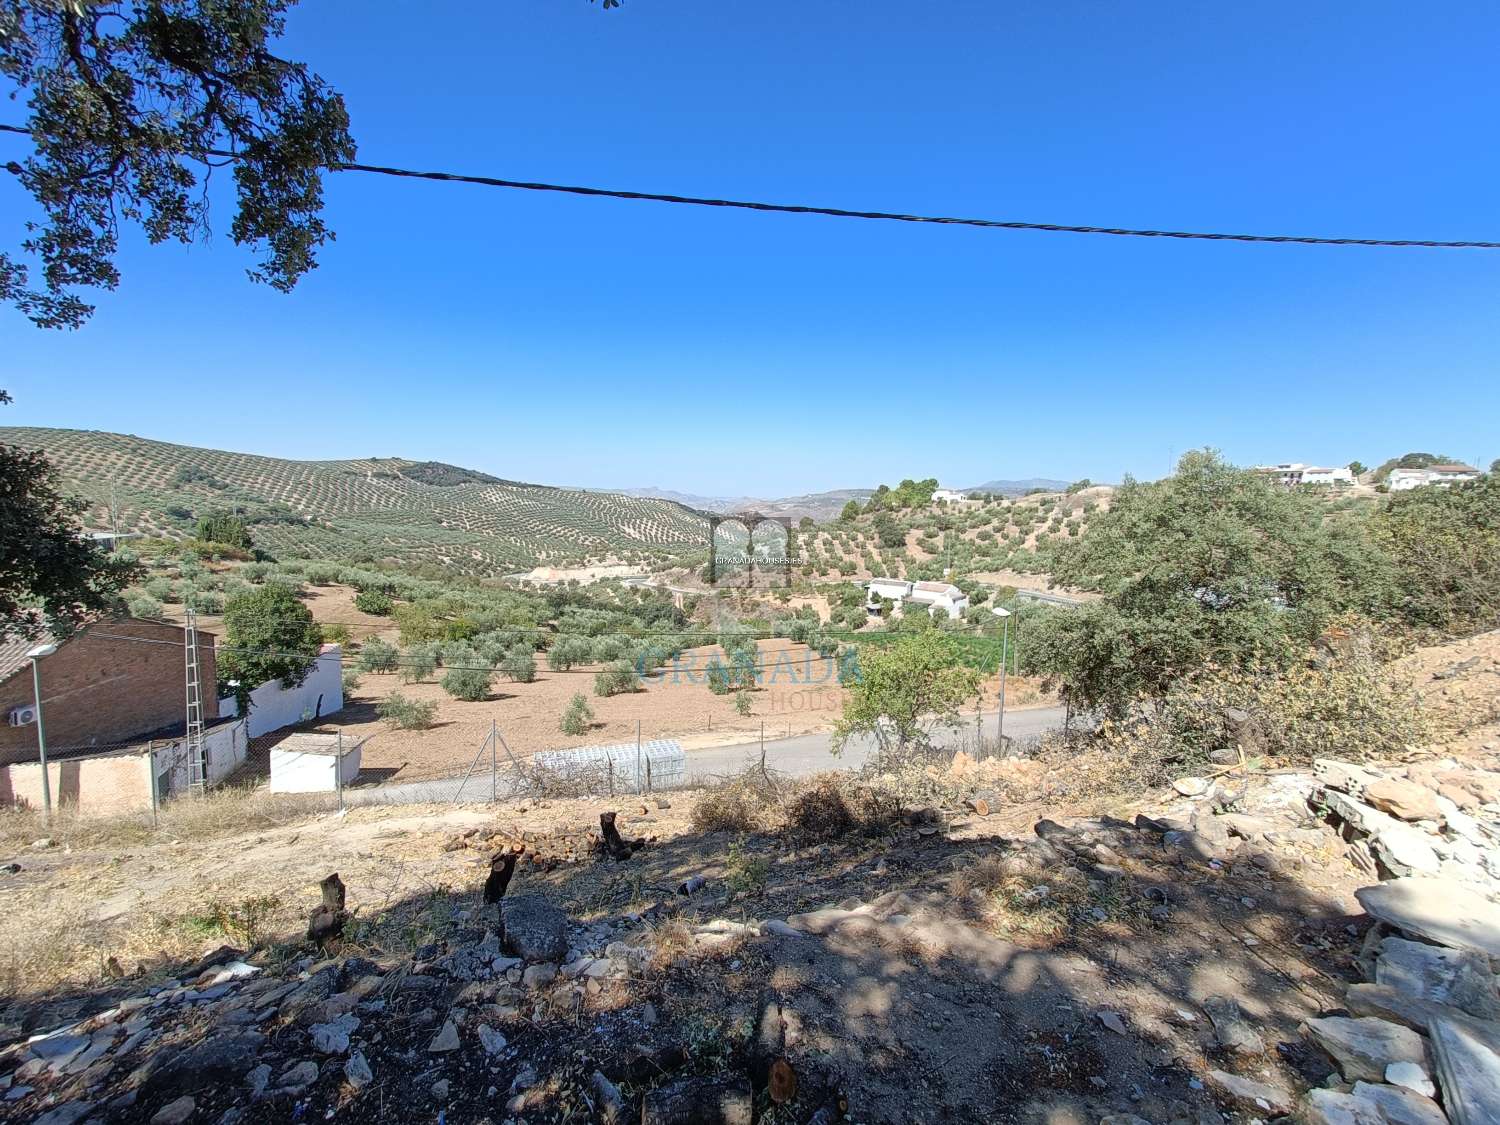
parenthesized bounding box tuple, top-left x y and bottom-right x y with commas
(3, 123, 1497, 249)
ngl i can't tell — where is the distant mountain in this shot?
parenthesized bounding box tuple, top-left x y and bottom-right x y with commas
(601, 487, 874, 523)
(962, 478, 1071, 497)
(1, 428, 709, 575)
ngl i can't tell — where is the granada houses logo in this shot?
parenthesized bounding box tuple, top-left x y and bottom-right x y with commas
(703, 512, 799, 588)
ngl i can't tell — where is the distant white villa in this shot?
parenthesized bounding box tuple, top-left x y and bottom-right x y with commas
(1388, 464, 1480, 491)
(1254, 463, 1355, 487)
(865, 578, 969, 620)
(932, 488, 971, 503)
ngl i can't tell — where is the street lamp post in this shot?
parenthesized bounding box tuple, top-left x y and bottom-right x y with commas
(27, 643, 58, 819)
(991, 607, 1011, 752)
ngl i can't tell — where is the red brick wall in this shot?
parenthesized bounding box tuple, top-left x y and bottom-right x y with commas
(0, 620, 218, 765)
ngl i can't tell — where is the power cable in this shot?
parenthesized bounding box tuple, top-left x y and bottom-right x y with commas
(4, 123, 1497, 249)
(86, 627, 999, 675)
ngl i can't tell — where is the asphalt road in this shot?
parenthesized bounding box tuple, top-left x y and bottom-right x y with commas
(344, 705, 1068, 806)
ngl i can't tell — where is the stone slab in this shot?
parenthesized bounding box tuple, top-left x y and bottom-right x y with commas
(1356, 878, 1500, 962)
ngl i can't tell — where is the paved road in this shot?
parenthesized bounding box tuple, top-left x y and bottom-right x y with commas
(343, 705, 1068, 806)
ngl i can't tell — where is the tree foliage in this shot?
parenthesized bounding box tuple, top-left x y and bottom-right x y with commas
(832, 632, 981, 756)
(1371, 470, 1500, 635)
(196, 513, 251, 548)
(560, 691, 593, 736)
(2, 0, 356, 328)
(1, 426, 138, 638)
(1028, 450, 1396, 717)
(217, 582, 322, 710)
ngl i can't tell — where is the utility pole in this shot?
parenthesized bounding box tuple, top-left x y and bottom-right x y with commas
(991, 607, 1012, 752)
(28, 644, 58, 819)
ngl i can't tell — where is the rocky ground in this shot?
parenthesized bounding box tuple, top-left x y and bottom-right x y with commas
(3, 635, 1500, 1125)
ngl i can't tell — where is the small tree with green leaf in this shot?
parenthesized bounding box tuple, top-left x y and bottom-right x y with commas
(442, 664, 493, 702)
(832, 632, 981, 759)
(217, 584, 323, 713)
(560, 692, 594, 736)
(357, 637, 399, 674)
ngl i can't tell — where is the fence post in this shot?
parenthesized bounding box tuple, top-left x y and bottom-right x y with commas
(491, 719, 498, 802)
(148, 741, 159, 826)
(607, 757, 615, 798)
(646, 757, 653, 794)
(336, 731, 345, 813)
(636, 719, 643, 796)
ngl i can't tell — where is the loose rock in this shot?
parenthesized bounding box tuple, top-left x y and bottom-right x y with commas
(1304, 1016, 1428, 1083)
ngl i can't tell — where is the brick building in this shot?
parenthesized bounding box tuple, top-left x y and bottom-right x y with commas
(0, 618, 218, 766)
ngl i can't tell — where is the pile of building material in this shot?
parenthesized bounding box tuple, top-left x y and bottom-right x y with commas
(1305, 757, 1500, 1124)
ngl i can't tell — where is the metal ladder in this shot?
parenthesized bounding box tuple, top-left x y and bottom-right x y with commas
(184, 607, 207, 790)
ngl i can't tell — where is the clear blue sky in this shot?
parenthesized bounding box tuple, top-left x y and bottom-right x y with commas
(3, 2, 1497, 495)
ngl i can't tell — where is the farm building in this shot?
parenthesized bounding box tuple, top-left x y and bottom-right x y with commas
(1388, 463, 1481, 490)
(1253, 463, 1355, 487)
(0, 618, 218, 765)
(0, 618, 249, 815)
(865, 579, 969, 620)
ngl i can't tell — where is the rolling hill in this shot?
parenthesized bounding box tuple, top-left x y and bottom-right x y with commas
(2, 428, 710, 575)
(603, 486, 875, 522)
(962, 477, 1072, 496)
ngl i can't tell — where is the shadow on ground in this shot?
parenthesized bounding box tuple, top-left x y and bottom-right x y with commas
(0, 798, 1366, 1125)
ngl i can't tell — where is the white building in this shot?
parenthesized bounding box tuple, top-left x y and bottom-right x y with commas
(1388, 464, 1480, 491)
(1254, 463, 1354, 487)
(865, 579, 969, 620)
(932, 488, 971, 503)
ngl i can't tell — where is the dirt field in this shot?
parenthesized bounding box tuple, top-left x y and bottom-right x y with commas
(322, 639, 848, 782)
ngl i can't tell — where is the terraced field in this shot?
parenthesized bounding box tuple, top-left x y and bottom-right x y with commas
(2, 428, 710, 574)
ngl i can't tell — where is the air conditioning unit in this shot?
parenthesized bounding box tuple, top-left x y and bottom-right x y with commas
(7, 705, 37, 727)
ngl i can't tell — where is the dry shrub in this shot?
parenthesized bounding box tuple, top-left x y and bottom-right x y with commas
(690, 761, 785, 834)
(691, 785, 769, 834)
(1047, 649, 1430, 795)
(648, 917, 695, 972)
(780, 774, 900, 843)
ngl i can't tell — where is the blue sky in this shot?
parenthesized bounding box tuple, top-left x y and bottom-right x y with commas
(2, 1, 1497, 495)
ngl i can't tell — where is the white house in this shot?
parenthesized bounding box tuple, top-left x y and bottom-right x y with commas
(1299, 466, 1355, 486)
(932, 488, 970, 503)
(1254, 463, 1354, 487)
(219, 644, 344, 738)
(1388, 464, 1480, 491)
(864, 579, 969, 620)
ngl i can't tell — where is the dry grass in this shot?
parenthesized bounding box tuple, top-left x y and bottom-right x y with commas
(950, 852, 1142, 944)
(0, 787, 335, 853)
(647, 917, 696, 972)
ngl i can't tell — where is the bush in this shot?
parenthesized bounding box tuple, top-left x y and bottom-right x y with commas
(781, 775, 900, 842)
(691, 781, 773, 834)
(725, 840, 770, 895)
(498, 644, 536, 684)
(341, 667, 361, 697)
(399, 644, 438, 684)
(353, 589, 394, 616)
(594, 660, 639, 697)
(377, 692, 437, 730)
(304, 563, 342, 586)
(547, 633, 594, 672)
(321, 623, 351, 645)
(442, 664, 493, 701)
(357, 637, 399, 674)
(734, 690, 752, 716)
(706, 658, 732, 696)
(560, 692, 594, 736)
(125, 593, 164, 619)
(1095, 644, 1428, 787)
(143, 576, 176, 602)
(185, 589, 224, 614)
